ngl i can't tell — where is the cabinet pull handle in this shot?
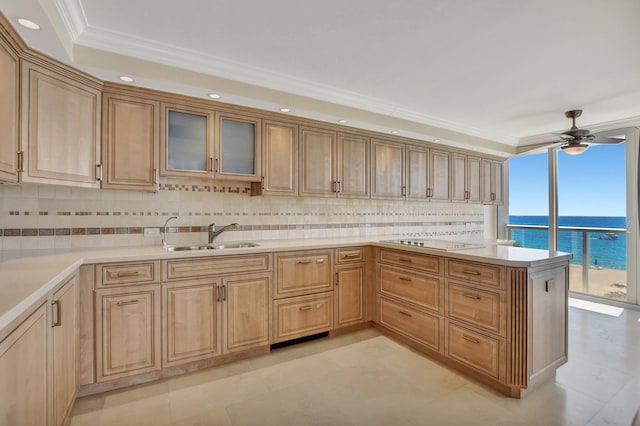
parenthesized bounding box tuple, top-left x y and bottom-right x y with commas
(17, 151, 24, 172)
(209, 157, 214, 172)
(222, 284, 227, 301)
(316, 259, 325, 264)
(261, 176, 265, 190)
(545, 279, 554, 292)
(96, 164, 102, 182)
(335, 272, 339, 286)
(332, 181, 338, 193)
(462, 293, 481, 300)
(462, 335, 481, 344)
(462, 269, 480, 276)
(343, 254, 358, 259)
(216, 285, 221, 302)
(51, 300, 61, 327)
(399, 310, 412, 317)
(337, 181, 341, 193)
(299, 306, 312, 311)
(215, 158, 219, 172)
(401, 186, 406, 196)
(398, 257, 412, 262)
(298, 260, 313, 264)
(427, 188, 433, 198)
(116, 299, 140, 306)
(399, 277, 412, 282)
(112, 271, 140, 278)
(153, 168, 159, 186)
(491, 193, 496, 201)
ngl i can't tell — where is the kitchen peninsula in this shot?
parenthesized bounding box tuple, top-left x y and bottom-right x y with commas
(0, 236, 571, 425)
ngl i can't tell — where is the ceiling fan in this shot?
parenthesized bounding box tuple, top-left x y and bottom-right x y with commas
(518, 110, 623, 155)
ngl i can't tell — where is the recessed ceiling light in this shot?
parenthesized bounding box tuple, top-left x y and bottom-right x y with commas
(434, 139, 441, 143)
(118, 75, 134, 83)
(279, 108, 290, 113)
(337, 119, 348, 124)
(17, 18, 40, 30)
(208, 93, 221, 99)
(390, 130, 400, 134)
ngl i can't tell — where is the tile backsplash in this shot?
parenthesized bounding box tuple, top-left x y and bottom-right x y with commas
(0, 180, 486, 250)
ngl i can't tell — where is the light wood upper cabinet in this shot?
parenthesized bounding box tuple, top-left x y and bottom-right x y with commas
(337, 133, 370, 198)
(299, 126, 337, 197)
(49, 274, 79, 426)
(21, 61, 101, 188)
(371, 139, 405, 200)
(429, 149, 451, 201)
(215, 112, 261, 181)
(406, 145, 429, 200)
(262, 120, 298, 196)
(0, 32, 19, 182)
(160, 103, 214, 179)
(102, 93, 159, 191)
(95, 285, 161, 382)
(0, 303, 48, 426)
(452, 153, 481, 203)
(481, 159, 504, 205)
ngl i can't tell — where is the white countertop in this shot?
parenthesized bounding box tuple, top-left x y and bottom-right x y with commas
(0, 236, 571, 334)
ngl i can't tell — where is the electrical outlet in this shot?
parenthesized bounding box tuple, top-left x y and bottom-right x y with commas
(144, 227, 160, 237)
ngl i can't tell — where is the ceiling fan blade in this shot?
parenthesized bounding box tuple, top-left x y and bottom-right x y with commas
(590, 136, 625, 145)
(552, 132, 574, 141)
(516, 140, 564, 155)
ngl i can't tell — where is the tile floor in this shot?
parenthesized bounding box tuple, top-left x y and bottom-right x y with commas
(69, 304, 640, 426)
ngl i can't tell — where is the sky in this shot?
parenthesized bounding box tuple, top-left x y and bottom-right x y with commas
(509, 142, 627, 217)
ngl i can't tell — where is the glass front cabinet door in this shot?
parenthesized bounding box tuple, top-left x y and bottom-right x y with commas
(160, 104, 214, 178)
(215, 112, 261, 181)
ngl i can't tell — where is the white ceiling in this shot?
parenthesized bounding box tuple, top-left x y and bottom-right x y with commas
(2, 0, 640, 156)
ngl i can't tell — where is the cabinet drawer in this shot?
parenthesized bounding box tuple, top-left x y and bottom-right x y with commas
(162, 254, 271, 281)
(379, 265, 443, 314)
(447, 259, 504, 289)
(274, 250, 333, 298)
(336, 247, 365, 264)
(379, 249, 443, 275)
(96, 261, 160, 287)
(379, 297, 442, 352)
(446, 321, 502, 379)
(447, 283, 504, 336)
(272, 293, 333, 343)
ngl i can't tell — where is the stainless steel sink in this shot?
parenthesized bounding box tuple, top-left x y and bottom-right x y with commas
(164, 242, 259, 251)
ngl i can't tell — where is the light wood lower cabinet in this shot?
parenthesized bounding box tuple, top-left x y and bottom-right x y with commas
(49, 274, 79, 426)
(446, 281, 505, 336)
(273, 250, 333, 298)
(378, 297, 442, 352)
(334, 263, 366, 328)
(162, 280, 221, 367)
(0, 303, 48, 425)
(273, 292, 333, 343)
(379, 265, 443, 314)
(445, 320, 504, 380)
(95, 285, 161, 382)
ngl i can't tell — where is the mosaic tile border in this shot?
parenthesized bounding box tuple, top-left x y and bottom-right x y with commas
(0, 220, 484, 237)
(159, 183, 252, 194)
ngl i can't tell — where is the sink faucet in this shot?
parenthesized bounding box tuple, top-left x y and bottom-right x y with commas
(209, 222, 239, 244)
(161, 216, 179, 247)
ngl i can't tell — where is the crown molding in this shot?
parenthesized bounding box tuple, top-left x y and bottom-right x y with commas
(53, 0, 87, 40)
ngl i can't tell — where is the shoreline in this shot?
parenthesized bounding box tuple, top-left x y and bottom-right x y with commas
(569, 264, 627, 300)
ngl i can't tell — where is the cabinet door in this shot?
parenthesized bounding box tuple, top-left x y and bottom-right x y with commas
(215, 112, 261, 181)
(429, 149, 451, 201)
(50, 275, 78, 426)
(163, 279, 220, 367)
(371, 139, 405, 199)
(161, 104, 214, 179)
(96, 285, 161, 382)
(451, 153, 467, 202)
(337, 133, 369, 198)
(0, 34, 19, 182)
(334, 263, 366, 328)
(0, 304, 48, 426)
(492, 161, 504, 205)
(467, 156, 481, 203)
(21, 61, 101, 187)
(480, 159, 493, 204)
(262, 120, 298, 195)
(274, 250, 333, 299)
(102, 94, 160, 190)
(223, 272, 270, 353)
(299, 127, 337, 197)
(406, 145, 428, 200)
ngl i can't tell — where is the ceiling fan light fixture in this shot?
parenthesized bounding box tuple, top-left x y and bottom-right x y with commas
(560, 143, 589, 155)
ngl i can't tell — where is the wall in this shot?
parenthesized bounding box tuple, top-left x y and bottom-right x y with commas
(0, 179, 486, 251)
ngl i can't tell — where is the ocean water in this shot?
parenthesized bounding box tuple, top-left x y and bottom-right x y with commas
(509, 216, 627, 270)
